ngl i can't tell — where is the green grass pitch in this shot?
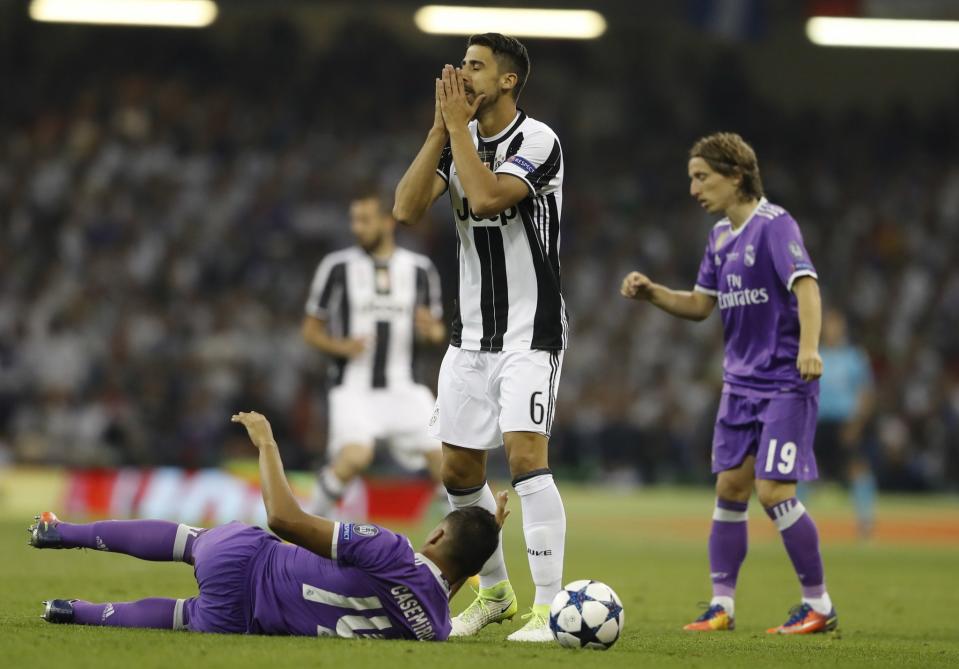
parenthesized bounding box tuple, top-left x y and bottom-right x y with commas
(1, 486, 957, 668)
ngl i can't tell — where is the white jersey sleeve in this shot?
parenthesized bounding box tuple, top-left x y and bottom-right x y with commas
(494, 125, 563, 198)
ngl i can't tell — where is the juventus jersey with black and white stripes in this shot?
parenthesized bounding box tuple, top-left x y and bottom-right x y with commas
(437, 110, 568, 352)
(305, 246, 442, 389)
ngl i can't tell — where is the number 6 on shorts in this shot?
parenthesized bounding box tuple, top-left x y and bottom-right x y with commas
(764, 439, 797, 475)
(529, 391, 545, 425)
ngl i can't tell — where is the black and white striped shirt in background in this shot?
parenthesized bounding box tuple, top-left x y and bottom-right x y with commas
(305, 247, 442, 388)
(437, 110, 568, 352)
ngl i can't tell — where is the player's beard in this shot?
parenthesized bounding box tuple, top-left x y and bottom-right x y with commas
(360, 231, 385, 254)
(472, 90, 499, 117)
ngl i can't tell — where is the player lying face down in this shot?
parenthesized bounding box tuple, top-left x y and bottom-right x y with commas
(29, 411, 508, 640)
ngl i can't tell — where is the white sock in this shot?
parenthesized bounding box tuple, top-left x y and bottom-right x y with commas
(514, 471, 566, 606)
(802, 593, 833, 615)
(447, 482, 510, 589)
(710, 596, 735, 617)
(312, 467, 345, 516)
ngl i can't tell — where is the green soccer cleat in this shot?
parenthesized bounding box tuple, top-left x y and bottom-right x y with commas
(507, 603, 553, 642)
(450, 580, 517, 637)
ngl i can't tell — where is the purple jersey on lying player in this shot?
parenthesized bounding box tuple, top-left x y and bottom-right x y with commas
(694, 198, 818, 397)
(249, 522, 451, 640)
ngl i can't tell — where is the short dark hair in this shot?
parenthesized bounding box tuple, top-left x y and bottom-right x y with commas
(349, 184, 392, 216)
(467, 33, 530, 101)
(442, 507, 500, 582)
(689, 132, 764, 201)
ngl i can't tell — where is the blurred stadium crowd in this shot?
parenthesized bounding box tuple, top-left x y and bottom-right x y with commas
(2, 18, 958, 490)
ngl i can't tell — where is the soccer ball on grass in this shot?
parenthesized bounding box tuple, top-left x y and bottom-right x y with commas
(548, 579, 624, 650)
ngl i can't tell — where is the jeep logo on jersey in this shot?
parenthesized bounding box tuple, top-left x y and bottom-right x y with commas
(453, 197, 518, 226)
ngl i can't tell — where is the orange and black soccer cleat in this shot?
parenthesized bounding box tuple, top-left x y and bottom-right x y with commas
(766, 603, 838, 635)
(28, 512, 64, 549)
(683, 604, 735, 631)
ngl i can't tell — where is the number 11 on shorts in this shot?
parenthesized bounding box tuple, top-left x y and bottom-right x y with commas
(764, 439, 797, 475)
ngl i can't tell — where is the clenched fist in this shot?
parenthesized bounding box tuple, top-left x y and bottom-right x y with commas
(796, 348, 823, 382)
(621, 271, 655, 300)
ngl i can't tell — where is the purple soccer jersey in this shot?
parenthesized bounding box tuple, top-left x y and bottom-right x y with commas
(248, 521, 451, 640)
(695, 198, 819, 397)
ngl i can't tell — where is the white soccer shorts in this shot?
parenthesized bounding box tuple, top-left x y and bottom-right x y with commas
(327, 384, 440, 468)
(428, 345, 564, 450)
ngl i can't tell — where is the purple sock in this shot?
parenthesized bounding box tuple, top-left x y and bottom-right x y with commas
(57, 520, 203, 563)
(709, 498, 749, 599)
(765, 497, 826, 598)
(72, 598, 190, 630)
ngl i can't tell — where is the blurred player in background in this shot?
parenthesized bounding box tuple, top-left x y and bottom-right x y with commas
(302, 190, 447, 516)
(394, 33, 568, 642)
(621, 132, 838, 635)
(818, 307, 876, 539)
(31, 411, 508, 641)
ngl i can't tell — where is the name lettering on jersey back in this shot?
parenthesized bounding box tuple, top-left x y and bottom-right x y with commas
(389, 585, 435, 640)
(718, 274, 769, 311)
(454, 197, 518, 227)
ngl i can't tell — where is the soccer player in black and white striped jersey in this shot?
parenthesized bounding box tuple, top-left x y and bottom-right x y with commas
(394, 33, 567, 642)
(303, 191, 447, 517)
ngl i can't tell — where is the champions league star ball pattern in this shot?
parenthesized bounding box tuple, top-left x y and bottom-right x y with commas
(549, 580, 624, 650)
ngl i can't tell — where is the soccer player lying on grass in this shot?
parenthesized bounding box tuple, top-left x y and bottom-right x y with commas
(29, 411, 507, 640)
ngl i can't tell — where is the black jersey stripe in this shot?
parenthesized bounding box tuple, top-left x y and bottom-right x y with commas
(325, 262, 350, 386)
(316, 261, 346, 315)
(414, 264, 431, 308)
(518, 199, 564, 350)
(371, 320, 390, 388)
(473, 226, 510, 351)
(473, 227, 496, 350)
(412, 265, 430, 382)
(546, 193, 561, 281)
(545, 193, 569, 349)
(504, 132, 524, 160)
